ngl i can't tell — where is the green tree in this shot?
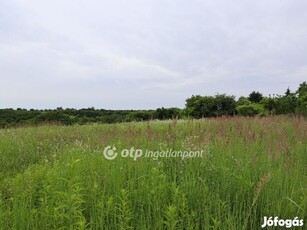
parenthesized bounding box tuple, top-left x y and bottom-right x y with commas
(297, 95, 307, 116)
(236, 97, 251, 106)
(35, 111, 74, 125)
(185, 94, 235, 118)
(260, 97, 276, 115)
(296, 81, 307, 116)
(212, 94, 236, 116)
(128, 111, 153, 121)
(285, 87, 291, 97)
(275, 95, 297, 114)
(154, 107, 182, 120)
(248, 91, 263, 103)
(297, 81, 307, 98)
(185, 95, 206, 118)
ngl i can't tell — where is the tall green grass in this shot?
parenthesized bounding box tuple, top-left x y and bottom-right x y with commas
(0, 116, 306, 229)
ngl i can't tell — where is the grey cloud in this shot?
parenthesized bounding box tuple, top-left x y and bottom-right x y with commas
(1, 0, 306, 109)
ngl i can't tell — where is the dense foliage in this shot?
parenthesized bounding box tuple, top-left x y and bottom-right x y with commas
(186, 82, 307, 118)
(1, 82, 306, 128)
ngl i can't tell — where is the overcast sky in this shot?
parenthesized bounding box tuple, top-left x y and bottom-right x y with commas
(1, 0, 306, 109)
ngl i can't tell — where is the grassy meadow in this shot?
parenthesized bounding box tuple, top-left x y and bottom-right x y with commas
(0, 116, 306, 229)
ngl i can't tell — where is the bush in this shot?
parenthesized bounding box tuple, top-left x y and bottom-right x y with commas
(236, 104, 266, 116)
(185, 94, 236, 118)
(128, 111, 154, 121)
(296, 94, 307, 116)
(154, 107, 182, 120)
(236, 97, 251, 106)
(35, 111, 74, 125)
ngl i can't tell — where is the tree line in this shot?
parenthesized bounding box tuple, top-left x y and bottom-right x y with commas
(0, 82, 306, 128)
